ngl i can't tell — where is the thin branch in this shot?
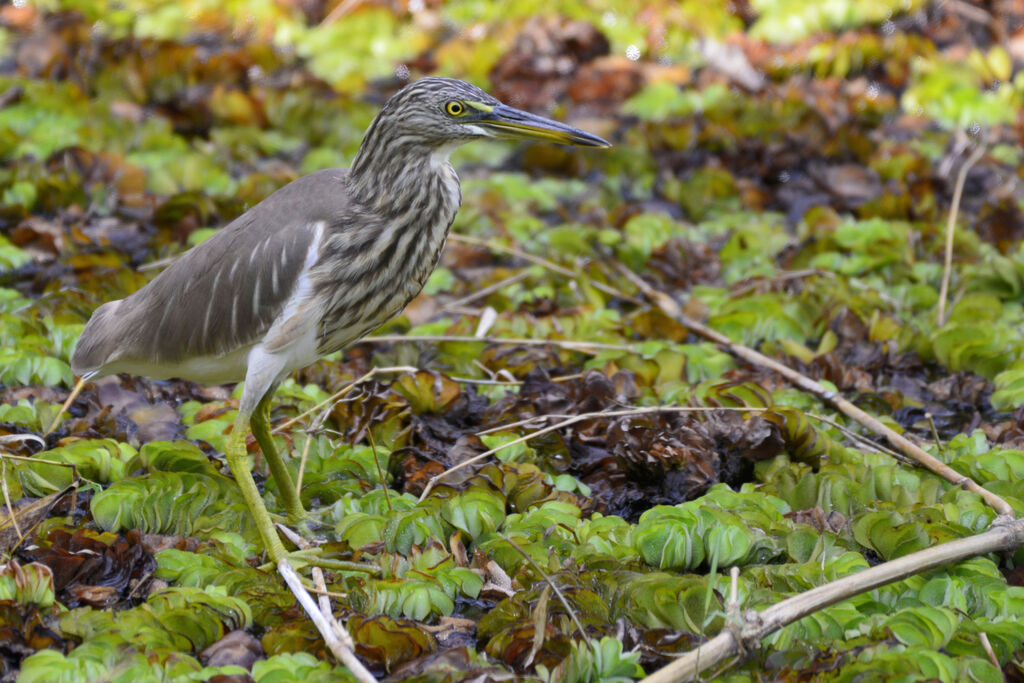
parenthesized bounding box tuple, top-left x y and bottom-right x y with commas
(263, 544, 381, 574)
(307, 586, 351, 600)
(441, 271, 530, 311)
(447, 233, 645, 305)
(45, 376, 87, 435)
(273, 365, 419, 435)
(942, 0, 997, 28)
(926, 412, 946, 456)
(475, 415, 556, 437)
(363, 334, 636, 353)
(311, 565, 368, 681)
(312, 567, 333, 618)
(728, 269, 831, 299)
(726, 566, 740, 624)
(320, 0, 362, 26)
(0, 453, 79, 469)
(294, 390, 339, 496)
(616, 264, 1015, 517)
(503, 535, 587, 637)
(937, 142, 986, 326)
(807, 413, 913, 466)
(277, 559, 376, 683)
(978, 631, 1001, 672)
(0, 458, 23, 543)
(641, 517, 1024, 682)
(367, 428, 391, 512)
(449, 376, 522, 386)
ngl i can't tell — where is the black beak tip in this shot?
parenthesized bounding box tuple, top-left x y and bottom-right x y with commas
(583, 135, 613, 149)
(565, 128, 611, 148)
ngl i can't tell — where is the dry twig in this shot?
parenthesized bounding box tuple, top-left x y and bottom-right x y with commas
(272, 365, 419, 435)
(448, 233, 645, 305)
(440, 271, 530, 311)
(0, 457, 22, 543)
(363, 334, 636, 353)
(937, 142, 986, 326)
(641, 517, 1024, 682)
(807, 413, 913, 466)
(45, 376, 87, 435)
(277, 559, 376, 682)
(503, 535, 587, 637)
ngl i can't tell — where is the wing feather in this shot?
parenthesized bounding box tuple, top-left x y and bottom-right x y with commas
(72, 169, 349, 380)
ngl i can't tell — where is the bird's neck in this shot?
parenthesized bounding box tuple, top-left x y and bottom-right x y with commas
(348, 123, 461, 215)
(347, 129, 462, 257)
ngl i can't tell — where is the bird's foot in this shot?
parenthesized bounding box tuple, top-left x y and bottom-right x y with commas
(261, 540, 378, 575)
(274, 512, 323, 549)
(262, 513, 376, 574)
(266, 507, 332, 550)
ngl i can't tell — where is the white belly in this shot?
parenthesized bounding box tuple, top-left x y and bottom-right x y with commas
(99, 345, 254, 384)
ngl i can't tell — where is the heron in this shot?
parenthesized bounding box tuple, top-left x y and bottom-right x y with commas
(71, 77, 610, 561)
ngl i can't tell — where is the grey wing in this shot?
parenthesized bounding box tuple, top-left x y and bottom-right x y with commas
(72, 169, 349, 378)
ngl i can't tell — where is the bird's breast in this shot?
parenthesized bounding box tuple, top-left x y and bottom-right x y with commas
(316, 169, 460, 355)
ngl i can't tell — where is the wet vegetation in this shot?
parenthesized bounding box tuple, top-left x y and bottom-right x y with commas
(2, 0, 1024, 681)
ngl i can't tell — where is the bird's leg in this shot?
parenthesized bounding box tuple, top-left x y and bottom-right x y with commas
(224, 408, 287, 562)
(251, 391, 307, 525)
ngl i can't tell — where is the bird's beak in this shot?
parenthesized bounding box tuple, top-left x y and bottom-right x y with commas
(475, 104, 611, 148)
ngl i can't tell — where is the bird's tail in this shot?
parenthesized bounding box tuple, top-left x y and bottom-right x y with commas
(71, 300, 123, 379)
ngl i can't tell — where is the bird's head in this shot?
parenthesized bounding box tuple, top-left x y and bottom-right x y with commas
(374, 77, 611, 150)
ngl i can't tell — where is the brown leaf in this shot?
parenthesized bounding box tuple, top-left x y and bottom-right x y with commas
(479, 560, 515, 601)
(63, 584, 119, 609)
(350, 614, 438, 673)
(201, 630, 264, 670)
(813, 163, 882, 207)
(385, 646, 514, 682)
(418, 617, 477, 649)
(138, 533, 202, 554)
(567, 55, 644, 107)
(0, 487, 75, 554)
(785, 506, 848, 534)
(490, 16, 609, 110)
(21, 528, 156, 608)
(703, 410, 786, 462)
(399, 451, 446, 496)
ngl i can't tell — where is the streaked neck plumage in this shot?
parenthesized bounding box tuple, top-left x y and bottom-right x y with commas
(348, 113, 462, 219)
(313, 106, 463, 355)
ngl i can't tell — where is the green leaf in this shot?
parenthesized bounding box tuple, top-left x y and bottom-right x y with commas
(442, 489, 506, 540)
(882, 606, 959, 649)
(633, 507, 706, 571)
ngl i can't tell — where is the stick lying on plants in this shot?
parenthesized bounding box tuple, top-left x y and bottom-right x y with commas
(278, 559, 376, 683)
(45, 376, 87, 435)
(640, 516, 1024, 682)
(447, 232, 646, 306)
(363, 334, 638, 353)
(615, 264, 1015, 518)
(936, 140, 986, 326)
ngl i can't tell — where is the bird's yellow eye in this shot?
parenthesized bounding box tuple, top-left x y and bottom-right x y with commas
(445, 101, 464, 116)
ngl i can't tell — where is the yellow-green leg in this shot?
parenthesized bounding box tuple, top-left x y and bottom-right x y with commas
(251, 392, 306, 524)
(225, 410, 287, 561)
